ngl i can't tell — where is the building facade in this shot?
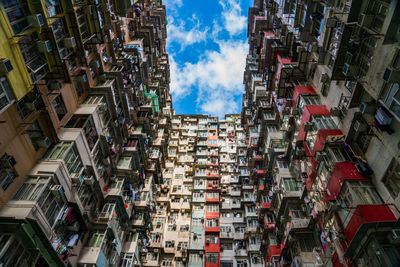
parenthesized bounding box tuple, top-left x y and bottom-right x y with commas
(1, 0, 400, 266)
(243, 0, 400, 267)
(0, 0, 171, 266)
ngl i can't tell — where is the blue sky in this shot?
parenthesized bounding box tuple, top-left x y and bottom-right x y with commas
(163, 0, 252, 117)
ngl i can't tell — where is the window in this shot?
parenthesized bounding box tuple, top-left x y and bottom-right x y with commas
(13, 176, 64, 226)
(162, 259, 173, 266)
(88, 232, 105, 247)
(297, 235, 316, 252)
(0, 77, 14, 114)
(206, 235, 219, 244)
(0, 234, 35, 266)
(207, 192, 219, 199)
(193, 205, 204, 211)
(2, 0, 32, 34)
(192, 218, 203, 226)
(0, 154, 17, 191)
(46, 142, 84, 176)
(383, 159, 400, 198)
(206, 253, 218, 263)
(236, 260, 248, 267)
(221, 261, 233, 267)
(382, 83, 400, 118)
(119, 253, 134, 267)
(277, 161, 289, 169)
(220, 226, 232, 233)
(327, 146, 351, 163)
(189, 253, 203, 264)
(247, 206, 256, 213)
(167, 224, 176, 231)
(206, 204, 219, 212)
(206, 218, 219, 227)
(165, 241, 175, 248)
(312, 116, 337, 130)
(18, 34, 49, 83)
(175, 174, 183, 179)
(192, 233, 202, 243)
(221, 212, 231, 218)
(26, 121, 45, 151)
(283, 178, 298, 191)
(146, 253, 158, 261)
(221, 242, 233, 250)
(358, 235, 400, 267)
(125, 232, 138, 243)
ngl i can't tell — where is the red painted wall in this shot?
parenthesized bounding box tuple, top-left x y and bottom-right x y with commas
(324, 162, 368, 201)
(297, 105, 330, 141)
(345, 205, 397, 244)
(292, 85, 317, 107)
(267, 245, 282, 262)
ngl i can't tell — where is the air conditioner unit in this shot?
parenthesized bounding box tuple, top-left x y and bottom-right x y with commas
(383, 68, 400, 83)
(63, 37, 76, 48)
(78, 74, 88, 83)
(342, 63, 359, 76)
(48, 81, 62, 90)
(0, 58, 13, 74)
(71, 175, 83, 184)
(320, 73, 330, 83)
(308, 43, 318, 53)
(360, 102, 376, 114)
(27, 14, 44, 27)
(353, 120, 367, 132)
(34, 137, 51, 148)
(50, 185, 64, 196)
(358, 13, 374, 28)
(84, 177, 95, 186)
(37, 40, 52, 53)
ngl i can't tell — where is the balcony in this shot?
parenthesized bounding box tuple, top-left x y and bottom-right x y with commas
(245, 209, 257, 217)
(248, 243, 261, 252)
(235, 248, 247, 257)
(343, 205, 398, 257)
(231, 200, 241, 209)
(267, 245, 282, 263)
(325, 162, 368, 201)
(230, 189, 241, 196)
(232, 215, 244, 224)
(233, 232, 245, 240)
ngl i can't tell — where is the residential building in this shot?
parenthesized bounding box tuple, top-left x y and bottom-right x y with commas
(0, 0, 171, 266)
(244, 0, 400, 266)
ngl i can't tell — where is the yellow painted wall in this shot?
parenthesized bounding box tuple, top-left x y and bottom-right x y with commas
(0, 7, 33, 100)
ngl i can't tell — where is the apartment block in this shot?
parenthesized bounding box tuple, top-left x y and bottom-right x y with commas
(148, 114, 262, 267)
(0, 0, 171, 266)
(244, 0, 400, 266)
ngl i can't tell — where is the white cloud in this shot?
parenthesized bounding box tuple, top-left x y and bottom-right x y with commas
(219, 0, 247, 36)
(163, 0, 183, 10)
(170, 40, 248, 117)
(167, 15, 209, 50)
